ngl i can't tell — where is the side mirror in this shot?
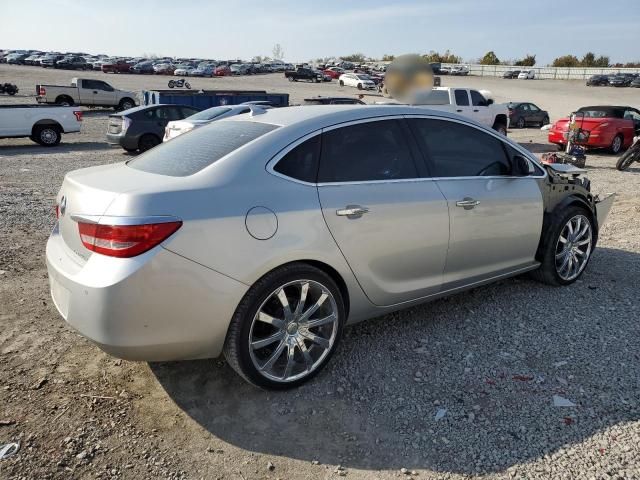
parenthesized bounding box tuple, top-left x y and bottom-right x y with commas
(487, 98, 494, 105)
(512, 155, 532, 176)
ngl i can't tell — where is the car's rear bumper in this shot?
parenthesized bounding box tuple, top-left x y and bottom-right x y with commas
(46, 224, 247, 361)
(106, 132, 138, 150)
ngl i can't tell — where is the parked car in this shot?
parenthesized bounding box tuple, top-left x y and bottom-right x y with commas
(323, 67, 345, 79)
(338, 73, 376, 90)
(517, 69, 535, 79)
(36, 78, 137, 111)
(439, 66, 451, 75)
(450, 65, 470, 76)
(230, 64, 251, 75)
(153, 63, 176, 75)
(106, 104, 201, 152)
(190, 65, 215, 77)
(548, 105, 640, 153)
(503, 69, 521, 79)
(6, 53, 29, 65)
(55, 56, 92, 70)
(131, 61, 155, 74)
(174, 66, 195, 76)
(631, 77, 640, 88)
(101, 59, 131, 74)
(214, 65, 232, 76)
(586, 74, 610, 86)
(46, 104, 614, 389)
(24, 54, 44, 66)
(608, 75, 632, 87)
(0, 105, 82, 146)
(285, 68, 324, 83)
(302, 96, 366, 105)
(313, 69, 332, 82)
(163, 104, 263, 141)
(508, 102, 550, 128)
(41, 54, 65, 68)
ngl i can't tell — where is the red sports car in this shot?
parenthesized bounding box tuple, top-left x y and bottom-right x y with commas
(548, 105, 640, 154)
(323, 67, 345, 79)
(214, 65, 232, 76)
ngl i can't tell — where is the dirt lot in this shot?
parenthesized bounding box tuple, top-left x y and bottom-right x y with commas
(1, 64, 639, 480)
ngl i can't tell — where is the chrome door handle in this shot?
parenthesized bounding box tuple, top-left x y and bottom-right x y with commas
(336, 205, 369, 218)
(456, 198, 480, 210)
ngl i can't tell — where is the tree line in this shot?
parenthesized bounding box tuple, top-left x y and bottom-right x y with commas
(333, 51, 639, 68)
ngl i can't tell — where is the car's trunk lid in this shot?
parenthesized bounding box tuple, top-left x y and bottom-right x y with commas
(56, 163, 175, 261)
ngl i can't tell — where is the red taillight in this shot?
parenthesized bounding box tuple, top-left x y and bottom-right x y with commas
(39, 86, 46, 96)
(55, 204, 60, 219)
(73, 111, 83, 121)
(77, 221, 182, 258)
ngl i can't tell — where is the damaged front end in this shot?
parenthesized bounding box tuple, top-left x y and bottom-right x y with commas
(540, 162, 615, 233)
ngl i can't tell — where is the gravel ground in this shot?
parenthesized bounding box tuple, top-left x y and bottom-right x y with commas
(1, 64, 639, 480)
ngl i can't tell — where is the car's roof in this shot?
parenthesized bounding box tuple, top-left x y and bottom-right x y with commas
(225, 104, 481, 129)
(114, 104, 198, 116)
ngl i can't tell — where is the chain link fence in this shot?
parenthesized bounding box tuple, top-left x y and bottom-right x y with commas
(442, 63, 640, 80)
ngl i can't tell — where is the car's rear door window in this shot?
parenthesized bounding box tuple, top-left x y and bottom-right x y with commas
(408, 118, 512, 177)
(128, 121, 279, 176)
(318, 120, 418, 183)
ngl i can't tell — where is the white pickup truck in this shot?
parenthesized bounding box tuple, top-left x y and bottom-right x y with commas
(388, 87, 510, 134)
(36, 78, 137, 111)
(0, 105, 82, 146)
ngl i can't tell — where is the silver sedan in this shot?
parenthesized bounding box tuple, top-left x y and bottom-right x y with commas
(46, 105, 614, 388)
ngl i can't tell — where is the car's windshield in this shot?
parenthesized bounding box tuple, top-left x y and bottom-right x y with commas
(187, 107, 232, 121)
(128, 121, 279, 176)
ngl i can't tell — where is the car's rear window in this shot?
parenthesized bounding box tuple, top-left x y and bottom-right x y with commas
(128, 121, 279, 176)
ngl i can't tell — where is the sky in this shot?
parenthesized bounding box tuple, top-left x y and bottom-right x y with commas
(2, 0, 639, 65)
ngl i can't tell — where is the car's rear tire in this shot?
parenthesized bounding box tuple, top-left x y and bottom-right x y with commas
(33, 125, 61, 146)
(55, 96, 74, 106)
(492, 121, 507, 136)
(117, 98, 135, 112)
(610, 134, 623, 155)
(223, 263, 346, 389)
(138, 134, 160, 152)
(531, 206, 594, 286)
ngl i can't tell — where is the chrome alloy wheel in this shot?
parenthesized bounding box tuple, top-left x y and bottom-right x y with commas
(555, 214, 593, 281)
(40, 128, 58, 144)
(248, 280, 339, 383)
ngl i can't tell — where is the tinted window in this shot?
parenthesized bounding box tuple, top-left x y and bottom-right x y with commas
(274, 135, 320, 183)
(128, 121, 279, 176)
(470, 90, 488, 106)
(318, 120, 417, 183)
(454, 90, 469, 106)
(408, 119, 512, 177)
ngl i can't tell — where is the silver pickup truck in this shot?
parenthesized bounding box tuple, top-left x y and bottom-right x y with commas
(0, 105, 82, 146)
(36, 78, 137, 111)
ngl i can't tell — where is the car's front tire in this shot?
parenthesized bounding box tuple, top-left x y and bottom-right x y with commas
(610, 134, 623, 155)
(531, 206, 595, 286)
(224, 263, 345, 389)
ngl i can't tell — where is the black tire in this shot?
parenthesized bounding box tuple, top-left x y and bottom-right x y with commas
(117, 98, 135, 112)
(32, 125, 61, 146)
(55, 96, 74, 106)
(223, 263, 346, 389)
(168, 80, 175, 88)
(339, 80, 344, 86)
(492, 122, 507, 136)
(610, 134, 623, 155)
(541, 115, 550, 127)
(616, 148, 639, 171)
(138, 134, 160, 152)
(557, 143, 565, 152)
(531, 205, 595, 286)
(516, 117, 525, 128)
